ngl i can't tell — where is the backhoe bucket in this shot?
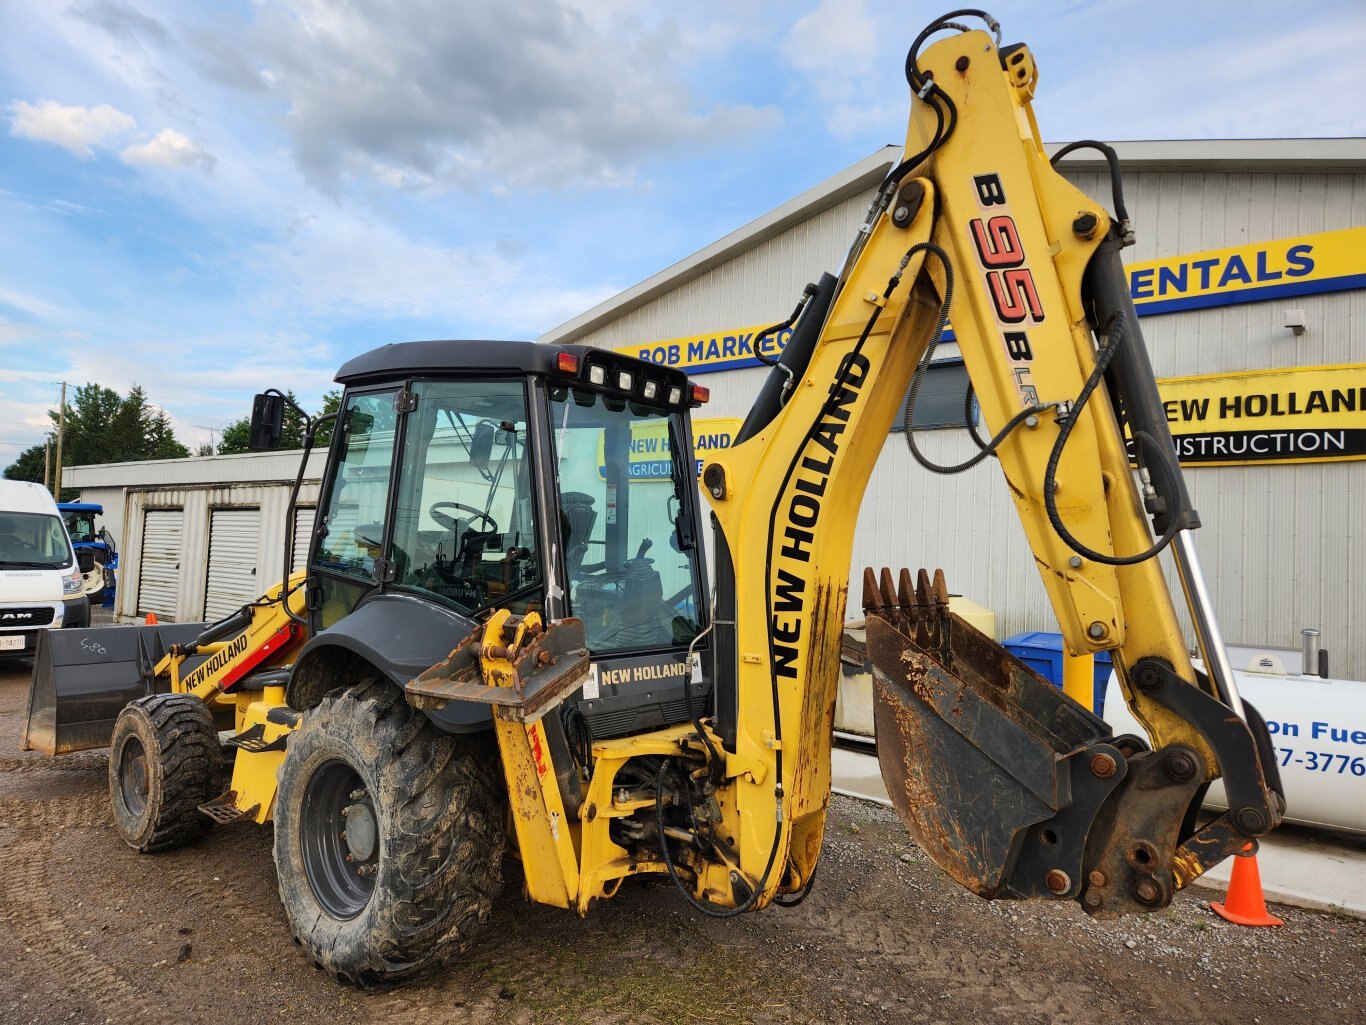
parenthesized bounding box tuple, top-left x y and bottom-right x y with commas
(22, 622, 209, 755)
(864, 568, 1133, 905)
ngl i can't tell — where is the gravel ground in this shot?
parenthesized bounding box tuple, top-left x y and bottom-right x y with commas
(1, 645, 1363, 1025)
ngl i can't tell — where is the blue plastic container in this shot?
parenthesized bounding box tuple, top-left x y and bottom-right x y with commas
(1002, 631, 1112, 715)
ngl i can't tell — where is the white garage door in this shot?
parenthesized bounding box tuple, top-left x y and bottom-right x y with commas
(138, 509, 183, 620)
(204, 508, 261, 621)
(291, 507, 316, 571)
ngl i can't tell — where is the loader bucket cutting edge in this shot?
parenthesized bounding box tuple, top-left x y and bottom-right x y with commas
(21, 622, 213, 755)
(864, 567, 1127, 904)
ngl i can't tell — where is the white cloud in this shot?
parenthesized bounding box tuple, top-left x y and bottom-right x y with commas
(234, 0, 778, 192)
(121, 128, 216, 171)
(254, 209, 616, 333)
(779, 0, 895, 139)
(0, 283, 63, 320)
(6, 99, 136, 158)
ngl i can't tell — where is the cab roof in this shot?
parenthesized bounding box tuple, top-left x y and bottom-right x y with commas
(335, 339, 700, 405)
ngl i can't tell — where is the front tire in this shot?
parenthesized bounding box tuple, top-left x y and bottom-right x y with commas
(108, 694, 222, 852)
(273, 681, 505, 986)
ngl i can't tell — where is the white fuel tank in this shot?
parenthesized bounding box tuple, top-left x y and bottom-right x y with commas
(1103, 665, 1366, 836)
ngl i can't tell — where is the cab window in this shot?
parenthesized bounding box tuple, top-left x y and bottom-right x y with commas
(389, 380, 542, 615)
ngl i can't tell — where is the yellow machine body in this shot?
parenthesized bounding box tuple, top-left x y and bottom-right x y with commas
(433, 25, 1280, 919)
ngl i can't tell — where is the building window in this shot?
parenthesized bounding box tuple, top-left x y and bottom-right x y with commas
(893, 359, 978, 431)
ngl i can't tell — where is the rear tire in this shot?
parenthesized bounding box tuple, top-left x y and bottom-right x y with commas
(273, 681, 505, 986)
(109, 694, 222, 852)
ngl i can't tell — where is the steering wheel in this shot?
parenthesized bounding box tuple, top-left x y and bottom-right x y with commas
(428, 502, 499, 535)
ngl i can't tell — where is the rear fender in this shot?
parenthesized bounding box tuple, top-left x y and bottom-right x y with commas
(287, 592, 488, 731)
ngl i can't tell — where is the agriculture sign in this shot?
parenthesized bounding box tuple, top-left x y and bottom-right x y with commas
(599, 417, 743, 480)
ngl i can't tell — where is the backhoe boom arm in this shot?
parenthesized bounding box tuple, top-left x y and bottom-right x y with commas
(699, 14, 1282, 917)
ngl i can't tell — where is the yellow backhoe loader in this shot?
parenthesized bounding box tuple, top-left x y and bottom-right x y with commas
(25, 10, 1283, 986)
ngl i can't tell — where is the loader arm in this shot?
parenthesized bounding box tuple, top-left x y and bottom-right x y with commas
(698, 14, 1282, 916)
(23, 570, 309, 755)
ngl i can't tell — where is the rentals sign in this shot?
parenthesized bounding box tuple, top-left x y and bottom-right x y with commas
(611, 227, 1366, 376)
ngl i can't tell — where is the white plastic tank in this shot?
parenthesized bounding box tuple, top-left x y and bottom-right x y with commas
(1103, 662, 1366, 836)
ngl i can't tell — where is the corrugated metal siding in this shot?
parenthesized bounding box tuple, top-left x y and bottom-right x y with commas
(204, 508, 262, 620)
(116, 482, 321, 623)
(137, 510, 183, 620)
(567, 165, 1366, 679)
(292, 507, 317, 570)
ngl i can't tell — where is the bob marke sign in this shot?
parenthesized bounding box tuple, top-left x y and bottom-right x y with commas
(1152, 364, 1366, 466)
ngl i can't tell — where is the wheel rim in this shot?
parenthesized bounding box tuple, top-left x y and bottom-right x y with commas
(300, 759, 378, 920)
(119, 737, 149, 817)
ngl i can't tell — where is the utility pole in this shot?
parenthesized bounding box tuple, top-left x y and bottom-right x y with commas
(53, 381, 67, 499)
(194, 425, 220, 455)
(43, 441, 51, 492)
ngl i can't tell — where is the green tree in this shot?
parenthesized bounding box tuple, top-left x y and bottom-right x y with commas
(145, 409, 189, 459)
(217, 390, 340, 455)
(3, 441, 50, 485)
(1, 383, 193, 489)
(315, 389, 342, 448)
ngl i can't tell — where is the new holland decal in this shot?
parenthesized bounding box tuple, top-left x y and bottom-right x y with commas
(769, 352, 870, 681)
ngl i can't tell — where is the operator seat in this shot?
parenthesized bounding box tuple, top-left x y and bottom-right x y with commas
(561, 492, 598, 574)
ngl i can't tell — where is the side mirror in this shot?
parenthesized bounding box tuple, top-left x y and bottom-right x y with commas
(471, 421, 496, 475)
(76, 549, 96, 574)
(249, 393, 285, 451)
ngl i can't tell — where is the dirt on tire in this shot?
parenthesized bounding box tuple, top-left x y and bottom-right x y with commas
(1, 657, 1363, 1025)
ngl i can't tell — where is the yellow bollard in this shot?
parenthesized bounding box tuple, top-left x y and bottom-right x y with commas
(1062, 652, 1094, 712)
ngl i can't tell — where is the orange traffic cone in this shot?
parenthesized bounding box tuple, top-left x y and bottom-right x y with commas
(1210, 844, 1282, 927)
(142, 611, 159, 625)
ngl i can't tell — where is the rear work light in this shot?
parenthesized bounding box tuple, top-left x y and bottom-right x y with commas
(588, 364, 606, 385)
(642, 380, 659, 400)
(668, 386, 683, 405)
(556, 352, 580, 374)
(691, 384, 710, 404)
(617, 371, 634, 391)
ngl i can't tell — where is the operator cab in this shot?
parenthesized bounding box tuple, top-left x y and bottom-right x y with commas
(302, 340, 711, 739)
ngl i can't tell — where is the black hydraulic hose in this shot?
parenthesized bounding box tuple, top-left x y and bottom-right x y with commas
(1040, 314, 1181, 566)
(656, 758, 776, 919)
(900, 244, 1053, 474)
(754, 282, 819, 368)
(773, 862, 819, 908)
(963, 380, 990, 451)
(1050, 140, 1133, 245)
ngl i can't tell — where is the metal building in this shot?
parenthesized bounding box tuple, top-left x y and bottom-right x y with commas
(64, 451, 324, 624)
(539, 140, 1366, 679)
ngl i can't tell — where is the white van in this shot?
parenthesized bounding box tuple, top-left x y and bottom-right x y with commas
(0, 480, 91, 657)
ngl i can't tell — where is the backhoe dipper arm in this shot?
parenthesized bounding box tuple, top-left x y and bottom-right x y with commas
(698, 13, 1282, 917)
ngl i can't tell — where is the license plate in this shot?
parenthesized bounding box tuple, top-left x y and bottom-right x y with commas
(0, 635, 24, 651)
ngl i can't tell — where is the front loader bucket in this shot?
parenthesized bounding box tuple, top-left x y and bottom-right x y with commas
(865, 568, 1143, 907)
(21, 622, 210, 755)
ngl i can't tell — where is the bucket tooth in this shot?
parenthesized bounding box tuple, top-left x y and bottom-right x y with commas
(861, 567, 883, 617)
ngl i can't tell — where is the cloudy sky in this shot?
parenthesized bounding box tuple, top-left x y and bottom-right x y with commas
(2, 0, 1363, 462)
